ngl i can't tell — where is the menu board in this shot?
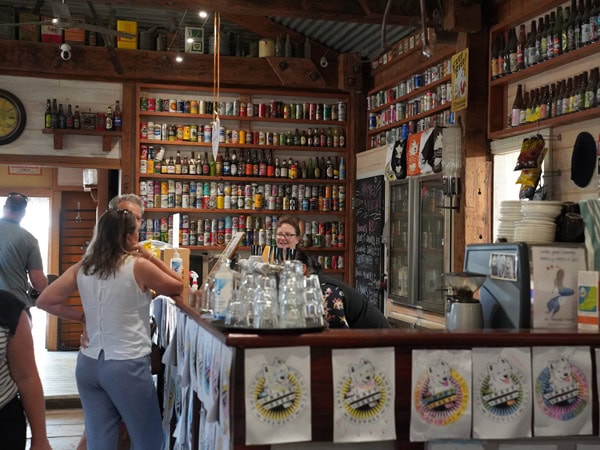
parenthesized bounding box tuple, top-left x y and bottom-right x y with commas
(354, 176, 385, 310)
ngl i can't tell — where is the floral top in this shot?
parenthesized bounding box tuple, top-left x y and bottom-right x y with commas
(322, 282, 350, 328)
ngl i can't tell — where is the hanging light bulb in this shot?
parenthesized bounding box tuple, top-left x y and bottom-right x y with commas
(175, 54, 183, 63)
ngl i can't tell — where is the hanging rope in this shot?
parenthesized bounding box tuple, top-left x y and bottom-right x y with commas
(212, 12, 221, 155)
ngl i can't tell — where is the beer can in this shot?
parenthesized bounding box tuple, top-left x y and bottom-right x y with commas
(140, 122, 148, 139)
(323, 103, 332, 121)
(233, 99, 240, 116)
(190, 100, 199, 114)
(139, 180, 147, 197)
(190, 125, 198, 142)
(198, 100, 206, 114)
(147, 97, 156, 111)
(183, 125, 191, 141)
(177, 99, 184, 113)
(204, 125, 212, 143)
(338, 101, 347, 121)
(140, 96, 148, 111)
(246, 102, 254, 117)
(169, 99, 177, 112)
(337, 255, 344, 269)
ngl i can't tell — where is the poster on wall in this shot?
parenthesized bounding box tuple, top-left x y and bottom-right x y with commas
(471, 347, 533, 439)
(244, 347, 311, 445)
(332, 347, 396, 442)
(410, 349, 472, 441)
(532, 346, 592, 437)
(451, 48, 468, 112)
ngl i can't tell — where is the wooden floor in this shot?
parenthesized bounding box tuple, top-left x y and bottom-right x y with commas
(30, 308, 84, 448)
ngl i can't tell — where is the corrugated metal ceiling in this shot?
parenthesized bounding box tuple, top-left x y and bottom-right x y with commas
(0, 1, 415, 61)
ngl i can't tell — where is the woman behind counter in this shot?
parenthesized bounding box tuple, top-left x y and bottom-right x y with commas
(37, 208, 184, 450)
(275, 216, 389, 328)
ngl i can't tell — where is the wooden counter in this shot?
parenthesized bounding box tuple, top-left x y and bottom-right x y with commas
(174, 302, 600, 449)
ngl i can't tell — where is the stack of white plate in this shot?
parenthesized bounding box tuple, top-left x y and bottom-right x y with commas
(513, 201, 562, 244)
(497, 200, 523, 242)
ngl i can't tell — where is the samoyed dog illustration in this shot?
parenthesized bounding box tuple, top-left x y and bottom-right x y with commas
(548, 356, 574, 393)
(427, 359, 452, 397)
(488, 357, 515, 394)
(345, 357, 380, 408)
(260, 357, 295, 409)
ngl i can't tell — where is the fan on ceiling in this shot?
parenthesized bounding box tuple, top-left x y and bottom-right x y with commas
(7, 0, 135, 39)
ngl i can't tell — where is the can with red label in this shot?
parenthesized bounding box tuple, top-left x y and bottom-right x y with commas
(147, 98, 156, 112)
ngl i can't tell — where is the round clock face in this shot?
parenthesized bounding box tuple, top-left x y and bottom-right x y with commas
(0, 89, 26, 145)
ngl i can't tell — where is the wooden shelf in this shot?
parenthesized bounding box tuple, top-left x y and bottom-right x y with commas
(367, 74, 452, 114)
(139, 173, 346, 184)
(489, 108, 600, 140)
(42, 128, 122, 152)
(137, 139, 347, 153)
(144, 207, 346, 216)
(490, 40, 600, 89)
(183, 245, 347, 252)
(139, 110, 346, 127)
(366, 102, 452, 136)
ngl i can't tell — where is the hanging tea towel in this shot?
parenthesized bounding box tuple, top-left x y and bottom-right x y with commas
(579, 199, 600, 270)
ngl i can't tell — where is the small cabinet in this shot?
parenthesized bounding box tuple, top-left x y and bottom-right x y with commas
(134, 83, 351, 278)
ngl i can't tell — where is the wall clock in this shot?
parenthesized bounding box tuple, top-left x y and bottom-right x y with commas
(0, 89, 26, 145)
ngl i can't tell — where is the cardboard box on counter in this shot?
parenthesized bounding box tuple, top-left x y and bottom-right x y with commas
(578, 270, 599, 330)
(41, 16, 62, 44)
(0, 6, 16, 40)
(160, 247, 190, 304)
(117, 19, 137, 49)
(18, 11, 40, 42)
(63, 15, 86, 44)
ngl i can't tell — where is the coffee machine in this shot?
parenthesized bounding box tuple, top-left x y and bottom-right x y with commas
(443, 272, 487, 331)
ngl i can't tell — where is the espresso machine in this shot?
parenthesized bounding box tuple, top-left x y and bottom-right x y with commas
(443, 272, 487, 331)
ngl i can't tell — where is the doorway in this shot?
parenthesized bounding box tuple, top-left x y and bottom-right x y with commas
(0, 195, 51, 349)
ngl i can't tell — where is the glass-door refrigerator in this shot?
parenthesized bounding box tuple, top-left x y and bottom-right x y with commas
(388, 173, 453, 314)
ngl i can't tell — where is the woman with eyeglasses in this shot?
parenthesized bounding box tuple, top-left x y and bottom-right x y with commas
(37, 208, 184, 450)
(274, 215, 302, 261)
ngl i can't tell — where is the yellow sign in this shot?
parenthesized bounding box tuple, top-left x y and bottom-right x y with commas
(451, 48, 469, 112)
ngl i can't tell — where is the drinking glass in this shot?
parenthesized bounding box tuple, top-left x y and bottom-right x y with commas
(304, 274, 325, 327)
(224, 291, 250, 327)
(253, 275, 279, 329)
(278, 260, 306, 328)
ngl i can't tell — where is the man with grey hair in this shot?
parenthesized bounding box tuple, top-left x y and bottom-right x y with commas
(0, 193, 47, 315)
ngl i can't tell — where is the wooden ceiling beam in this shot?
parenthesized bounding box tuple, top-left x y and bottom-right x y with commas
(104, 0, 417, 26)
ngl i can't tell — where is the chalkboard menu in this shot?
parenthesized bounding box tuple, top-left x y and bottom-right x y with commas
(354, 175, 385, 310)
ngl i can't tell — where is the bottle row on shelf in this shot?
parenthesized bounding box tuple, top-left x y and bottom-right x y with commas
(139, 147, 346, 180)
(509, 67, 600, 127)
(142, 214, 345, 250)
(367, 59, 452, 110)
(491, 0, 600, 80)
(140, 122, 347, 148)
(368, 110, 455, 149)
(368, 81, 452, 131)
(44, 99, 122, 131)
(139, 96, 347, 122)
(139, 179, 346, 213)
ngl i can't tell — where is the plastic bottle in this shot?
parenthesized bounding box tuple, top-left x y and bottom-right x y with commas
(170, 249, 183, 280)
(213, 258, 234, 319)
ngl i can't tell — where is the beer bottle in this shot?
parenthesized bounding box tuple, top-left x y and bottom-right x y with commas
(546, 12, 556, 59)
(585, 67, 599, 108)
(526, 20, 537, 67)
(222, 149, 230, 176)
(266, 149, 275, 177)
(44, 99, 52, 128)
(58, 103, 66, 129)
(113, 100, 122, 131)
(66, 104, 74, 129)
(259, 149, 267, 176)
(326, 156, 334, 179)
(537, 16, 546, 63)
(490, 34, 500, 79)
(554, 6, 564, 56)
(175, 151, 182, 174)
(209, 152, 217, 176)
(216, 151, 223, 176)
(189, 152, 197, 175)
(105, 105, 114, 131)
(339, 156, 346, 180)
(51, 99, 58, 129)
(181, 153, 189, 175)
(511, 84, 524, 127)
(516, 24, 526, 70)
(252, 150, 260, 177)
(230, 149, 238, 176)
(73, 105, 81, 129)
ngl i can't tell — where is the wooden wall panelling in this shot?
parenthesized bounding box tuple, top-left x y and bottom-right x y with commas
(56, 191, 96, 350)
(459, 29, 493, 259)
